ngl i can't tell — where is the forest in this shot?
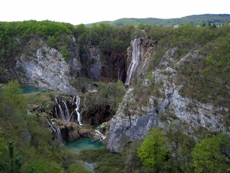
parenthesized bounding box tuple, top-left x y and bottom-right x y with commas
(86, 14, 230, 27)
(0, 19, 230, 172)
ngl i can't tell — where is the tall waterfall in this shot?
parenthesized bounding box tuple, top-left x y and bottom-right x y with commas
(74, 96, 82, 125)
(125, 38, 140, 86)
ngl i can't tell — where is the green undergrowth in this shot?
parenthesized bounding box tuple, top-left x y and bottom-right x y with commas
(77, 147, 124, 173)
(83, 80, 126, 111)
(0, 81, 81, 173)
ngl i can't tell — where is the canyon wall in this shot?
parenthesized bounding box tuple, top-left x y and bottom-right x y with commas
(107, 47, 230, 152)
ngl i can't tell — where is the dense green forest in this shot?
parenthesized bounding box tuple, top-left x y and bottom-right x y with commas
(0, 19, 230, 172)
(0, 20, 135, 60)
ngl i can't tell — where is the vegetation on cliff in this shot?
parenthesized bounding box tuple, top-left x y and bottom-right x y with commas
(0, 20, 135, 64)
(137, 23, 230, 107)
(0, 18, 230, 173)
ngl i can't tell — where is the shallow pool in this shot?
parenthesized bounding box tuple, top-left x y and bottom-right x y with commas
(20, 85, 50, 94)
(65, 138, 104, 153)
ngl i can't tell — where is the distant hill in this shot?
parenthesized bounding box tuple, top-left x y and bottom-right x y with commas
(86, 14, 230, 27)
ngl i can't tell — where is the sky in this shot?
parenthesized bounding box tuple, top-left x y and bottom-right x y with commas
(1, 0, 229, 25)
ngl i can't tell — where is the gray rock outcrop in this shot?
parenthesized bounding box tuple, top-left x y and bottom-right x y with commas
(15, 45, 78, 95)
(107, 47, 229, 152)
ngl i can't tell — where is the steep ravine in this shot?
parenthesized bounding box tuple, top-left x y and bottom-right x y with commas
(0, 36, 156, 95)
(2, 34, 229, 154)
(107, 47, 230, 152)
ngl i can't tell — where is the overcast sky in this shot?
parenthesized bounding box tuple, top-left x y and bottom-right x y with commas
(1, 0, 229, 25)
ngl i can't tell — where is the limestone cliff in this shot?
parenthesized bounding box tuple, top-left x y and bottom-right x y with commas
(80, 45, 126, 82)
(0, 34, 155, 95)
(107, 47, 230, 152)
(15, 44, 78, 95)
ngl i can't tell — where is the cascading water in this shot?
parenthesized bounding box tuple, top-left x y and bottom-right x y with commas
(62, 100, 70, 122)
(125, 38, 140, 86)
(57, 104, 65, 121)
(95, 129, 106, 140)
(47, 119, 56, 133)
(54, 97, 72, 122)
(46, 119, 63, 143)
(74, 96, 82, 125)
(56, 128, 63, 143)
(55, 97, 58, 104)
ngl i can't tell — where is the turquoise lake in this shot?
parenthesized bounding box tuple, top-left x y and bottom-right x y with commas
(65, 138, 104, 153)
(20, 85, 51, 94)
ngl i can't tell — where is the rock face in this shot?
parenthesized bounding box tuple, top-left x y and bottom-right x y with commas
(0, 35, 156, 95)
(80, 45, 126, 82)
(81, 46, 102, 80)
(1, 36, 155, 94)
(107, 87, 159, 152)
(82, 105, 115, 125)
(108, 88, 158, 152)
(15, 44, 78, 95)
(153, 48, 229, 132)
(107, 47, 230, 152)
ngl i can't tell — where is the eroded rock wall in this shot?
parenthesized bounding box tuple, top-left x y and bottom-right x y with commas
(107, 47, 229, 152)
(80, 45, 127, 82)
(15, 44, 78, 95)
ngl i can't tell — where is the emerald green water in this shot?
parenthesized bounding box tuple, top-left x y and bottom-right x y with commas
(20, 86, 50, 94)
(65, 138, 104, 153)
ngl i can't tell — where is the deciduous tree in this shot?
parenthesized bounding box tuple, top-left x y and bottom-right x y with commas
(137, 127, 168, 172)
(192, 133, 230, 173)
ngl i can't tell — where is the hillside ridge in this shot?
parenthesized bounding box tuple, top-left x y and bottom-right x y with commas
(86, 13, 230, 27)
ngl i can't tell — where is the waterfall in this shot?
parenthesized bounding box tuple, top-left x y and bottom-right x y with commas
(95, 129, 106, 140)
(56, 128, 63, 143)
(46, 119, 63, 143)
(57, 104, 66, 122)
(47, 119, 56, 133)
(75, 96, 82, 125)
(62, 100, 70, 122)
(75, 96, 80, 111)
(54, 97, 72, 122)
(72, 96, 76, 105)
(54, 96, 82, 124)
(125, 38, 140, 86)
(77, 112, 82, 126)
